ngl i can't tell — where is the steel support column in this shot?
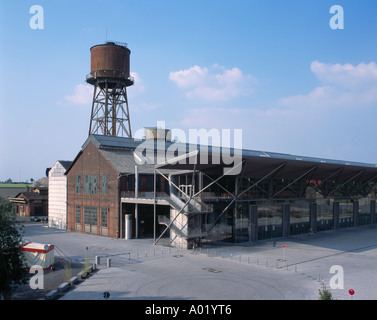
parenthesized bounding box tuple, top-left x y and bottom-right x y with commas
(153, 167, 156, 242)
(282, 204, 290, 238)
(353, 200, 359, 227)
(333, 202, 340, 230)
(309, 202, 317, 233)
(371, 200, 376, 224)
(249, 205, 258, 242)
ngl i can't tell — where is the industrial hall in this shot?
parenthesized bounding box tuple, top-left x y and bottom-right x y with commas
(63, 131, 377, 249)
(45, 41, 377, 249)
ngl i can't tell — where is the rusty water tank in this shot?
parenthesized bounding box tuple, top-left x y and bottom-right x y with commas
(88, 42, 131, 82)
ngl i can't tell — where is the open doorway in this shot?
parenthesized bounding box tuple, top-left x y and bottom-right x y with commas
(122, 203, 170, 239)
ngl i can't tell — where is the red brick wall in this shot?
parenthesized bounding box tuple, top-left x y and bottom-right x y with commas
(66, 142, 120, 238)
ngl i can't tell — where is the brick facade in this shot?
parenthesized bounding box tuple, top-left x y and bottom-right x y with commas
(66, 142, 120, 238)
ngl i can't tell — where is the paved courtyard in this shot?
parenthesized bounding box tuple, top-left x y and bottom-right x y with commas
(21, 223, 377, 300)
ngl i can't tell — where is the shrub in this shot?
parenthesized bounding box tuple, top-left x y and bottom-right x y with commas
(64, 261, 72, 284)
(318, 284, 333, 300)
(81, 258, 91, 278)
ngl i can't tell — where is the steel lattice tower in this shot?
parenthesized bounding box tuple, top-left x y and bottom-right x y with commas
(86, 41, 134, 137)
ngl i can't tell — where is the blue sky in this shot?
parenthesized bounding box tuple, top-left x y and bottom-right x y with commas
(1, 0, 377, 182)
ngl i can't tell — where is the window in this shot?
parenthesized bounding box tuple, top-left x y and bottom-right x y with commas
(127, 175, 135, 191)
(339, 201, 353, 229)
(75, 175, 81, 194)
(101, 208, 107, 227)
(101, 175, 107, 195)
(84, 175, 98, 194)
(146, 175, 154, 191)
(76, 206, 81, 223)
(257, 201, 283, 240)
(84, 206, 97, 226)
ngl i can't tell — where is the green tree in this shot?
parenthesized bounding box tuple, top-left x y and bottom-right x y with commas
(0, 197, 13, 215)
(0, 211, 27, 299)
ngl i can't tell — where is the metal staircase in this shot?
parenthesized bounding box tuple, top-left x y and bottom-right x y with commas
(157, 191, 214, 246)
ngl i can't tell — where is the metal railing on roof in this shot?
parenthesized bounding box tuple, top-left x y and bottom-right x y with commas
(86, 70, 134, 82)
(107, 40, 128, 48)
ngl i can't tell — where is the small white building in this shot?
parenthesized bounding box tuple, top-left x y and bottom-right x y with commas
(48, 160, 72, 230)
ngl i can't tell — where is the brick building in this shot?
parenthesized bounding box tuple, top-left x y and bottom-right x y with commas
(11, 177, 49, 217)
(65, 134, 170, 239)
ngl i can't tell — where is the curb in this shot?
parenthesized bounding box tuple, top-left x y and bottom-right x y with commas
(45, 267, 97, 300)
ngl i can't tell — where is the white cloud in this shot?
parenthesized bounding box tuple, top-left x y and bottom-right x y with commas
(128, 72, 145, 97)
(177, 61, 377, 133)
(169, 65, 208, 88)
(215, 66, 244, 85)
(64, 84, 93, 105)
(279, 61, 377, 109)
(169, 64, 256, 102)
(311, 61, 377, 89)
(175, 60, 377, 161)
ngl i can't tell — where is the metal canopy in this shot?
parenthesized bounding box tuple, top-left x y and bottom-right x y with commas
(157, 147, 377, 183)
(154, 146, 377, 246)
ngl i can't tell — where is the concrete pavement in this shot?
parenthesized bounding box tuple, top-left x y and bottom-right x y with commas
(22, 223, 377, 300)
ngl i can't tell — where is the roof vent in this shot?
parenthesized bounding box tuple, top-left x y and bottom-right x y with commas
(144, 127, 172, 142)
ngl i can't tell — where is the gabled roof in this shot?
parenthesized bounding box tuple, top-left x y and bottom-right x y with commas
(70, 135, 174, 175)
(66, 134, 377, 183)
(99, 149, 155, 174)
(10, 192, 48, 202)
(82, 134, 140, 151)
(58, 160, 73, 170)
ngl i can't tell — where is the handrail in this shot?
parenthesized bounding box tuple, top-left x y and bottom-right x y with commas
(121, 191, 169, 199)
(86, 70, 134, 82)
(107, 40, 128, 48)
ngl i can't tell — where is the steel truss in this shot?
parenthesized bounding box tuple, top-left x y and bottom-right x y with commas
(153, 155, 246, 245)
(154, 159, 292, 245)
(153, 153, 377, 246)
(310, 168, 377, 198)
(89, 78, 132, 137)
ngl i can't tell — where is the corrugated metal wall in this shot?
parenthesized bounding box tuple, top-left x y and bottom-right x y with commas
(48, 162, 68, 229)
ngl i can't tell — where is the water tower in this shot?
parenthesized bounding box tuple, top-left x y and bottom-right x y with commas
(86, 41, 134, 137)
